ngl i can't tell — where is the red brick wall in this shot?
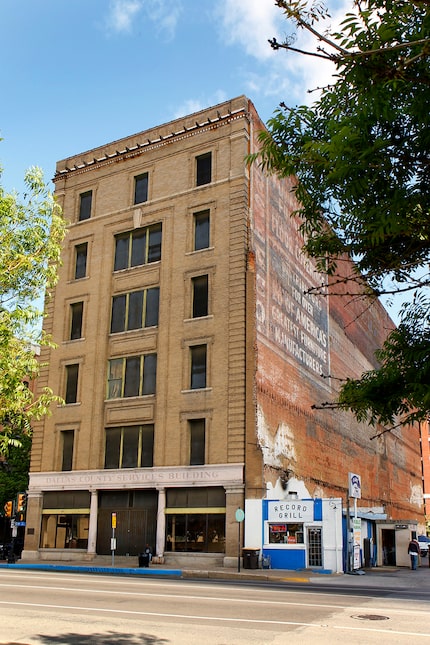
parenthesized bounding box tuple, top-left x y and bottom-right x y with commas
(248, 104, 423, 522)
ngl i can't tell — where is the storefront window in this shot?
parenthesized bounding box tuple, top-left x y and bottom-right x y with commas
(40, 514, 89, 549)
(165, 513, 225, 553)
(269, 523, 304, 544)
(40, 491, 90, 549)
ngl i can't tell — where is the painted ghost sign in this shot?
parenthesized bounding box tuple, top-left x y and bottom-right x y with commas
(254, 175, 329, 378)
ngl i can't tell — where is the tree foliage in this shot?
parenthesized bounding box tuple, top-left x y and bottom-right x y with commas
(0, 164, 66, 455)
(0, 433, 31, 512)
(249, 0, 430, 426)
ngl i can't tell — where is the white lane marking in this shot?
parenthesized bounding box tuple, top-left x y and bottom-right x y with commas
(0, 600, 429, 638)
(0, 581, 428, 616)
(0, 579, 428, 615)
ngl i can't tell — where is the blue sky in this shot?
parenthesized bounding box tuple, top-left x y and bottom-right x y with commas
(0, 0, 348, 194)
(1, 0, 405, 322)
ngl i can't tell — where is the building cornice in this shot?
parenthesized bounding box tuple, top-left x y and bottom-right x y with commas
(53, 107, 248, 182)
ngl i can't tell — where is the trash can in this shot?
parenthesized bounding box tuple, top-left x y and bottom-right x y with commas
(138, 553, 150, 567)
(242, 548, 260, 569)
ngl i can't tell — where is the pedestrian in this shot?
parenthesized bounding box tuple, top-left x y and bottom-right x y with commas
(408, 535, 420, 570)
(145, 543, 153, 563)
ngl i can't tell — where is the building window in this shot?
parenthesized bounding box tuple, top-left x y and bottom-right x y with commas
(165, 488, 225, 554)
(40, 513, 89, 549)
(107, 354, 157, 399)
(65, 364, 79, 404)
(268, 523, 304, 544)
(134, 172, 149, 204)
(111, 287, 159, 333)
(189, 419, 205, 465)
(104, 425, 154, 468)
(196, 152, 212, 186)
(70, 302, 83, 340)
(114, 223, 162, 271)
(194, 210, 210, 250)
(192, 275, 208, 318)
(61, 430, 74, 471)
(190, 345, 207, 389)
(78, 191, 92, 221)
(40, 492, 90, 549)
(74, 243, 88, 280)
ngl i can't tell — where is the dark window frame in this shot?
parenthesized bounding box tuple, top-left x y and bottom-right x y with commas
(134, 172, 149, 205)
(193, 210, 210, 251)
(65, 364, 79, 404)
(192, 275, 209, 318)
(74, 243, 88, 280)
(104, 424, 154, 469)
(190, 345, 207, 389)
(70, 301, 84, 340)
(107, 354, 157, 399)
(78, 191, 92, 221)
(196, 152, 212, 186)
(114, 223, 162, 271)
(110, 287, 160, 333)
(189, 419, 205, 465)
(61, 430, 74, 471)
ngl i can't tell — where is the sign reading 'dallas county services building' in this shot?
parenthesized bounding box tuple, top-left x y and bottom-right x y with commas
(253, 176, 329, 379)
(268, 500, 314, 522)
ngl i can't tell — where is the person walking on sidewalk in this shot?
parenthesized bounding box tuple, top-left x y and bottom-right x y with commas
(408, 535, 420, 570)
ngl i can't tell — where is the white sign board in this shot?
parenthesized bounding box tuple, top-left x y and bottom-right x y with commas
(353, 517, 362, 569)
(268, 500, 314, 522)
(349, 472, 362, 499)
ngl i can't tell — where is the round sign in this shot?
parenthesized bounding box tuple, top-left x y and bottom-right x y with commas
(235, 508, 245, 522)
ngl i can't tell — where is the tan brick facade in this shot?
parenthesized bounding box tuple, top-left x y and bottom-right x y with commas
(23, 97, 424, 566)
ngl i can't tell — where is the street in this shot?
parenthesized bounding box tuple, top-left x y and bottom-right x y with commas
(2, 568, 430, 644)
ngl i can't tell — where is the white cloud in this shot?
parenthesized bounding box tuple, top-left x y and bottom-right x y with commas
(216, 0, 353, 108)
(105, 0, 182, 39)
(173, 90, 229, 120)
(216, 0, 282, 60)
(106, 0, 142, 33)
(144, 0, 182, 41)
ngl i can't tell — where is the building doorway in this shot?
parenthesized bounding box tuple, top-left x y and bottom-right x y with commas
(381, 528, 396, 565)
(97, 508, 155, 555)
(96, 490, 157, 555)
(307, 527, 323, 567)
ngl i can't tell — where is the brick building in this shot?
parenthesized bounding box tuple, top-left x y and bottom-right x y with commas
(22, 96, 424, 569)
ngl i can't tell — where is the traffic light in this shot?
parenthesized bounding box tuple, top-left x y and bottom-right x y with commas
(4, 501, 13, 518)
(17, 492, 27, 512)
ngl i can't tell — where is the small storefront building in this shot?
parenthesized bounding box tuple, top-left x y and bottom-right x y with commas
(245, 493, 344, 573)
(375, 520, 418, 568)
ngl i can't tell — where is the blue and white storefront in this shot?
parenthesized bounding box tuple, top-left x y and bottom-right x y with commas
(244, 482, 344, 573)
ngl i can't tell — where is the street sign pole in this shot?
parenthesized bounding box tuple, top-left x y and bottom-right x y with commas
(111, 512, 117, 567)
(235, 508, 245, 573)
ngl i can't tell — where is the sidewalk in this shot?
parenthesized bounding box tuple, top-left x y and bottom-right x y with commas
(2, 557, 430, 590)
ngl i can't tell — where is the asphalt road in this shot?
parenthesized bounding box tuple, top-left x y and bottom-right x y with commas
(2, 568, 430, 644)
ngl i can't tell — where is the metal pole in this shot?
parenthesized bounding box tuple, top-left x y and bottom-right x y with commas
(237, 520, 241, 573)
(346, 494, 351, 573)
(111, 526, 115, 567)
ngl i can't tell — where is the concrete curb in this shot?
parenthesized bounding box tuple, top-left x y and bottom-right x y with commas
(0, 563, 182, 577)
(0, 561, 317, 583)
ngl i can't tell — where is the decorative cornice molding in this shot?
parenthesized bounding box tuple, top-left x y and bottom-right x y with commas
(54, 109, 247, 182)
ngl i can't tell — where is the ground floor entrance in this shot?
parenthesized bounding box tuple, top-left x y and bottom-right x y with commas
(22, 464, 244, 563)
